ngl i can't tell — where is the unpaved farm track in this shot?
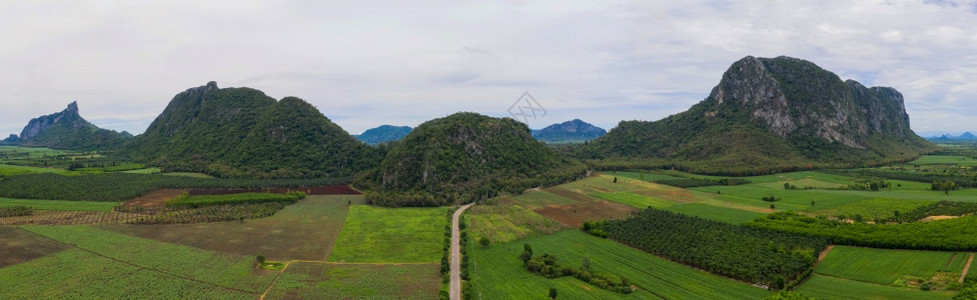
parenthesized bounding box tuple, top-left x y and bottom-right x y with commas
(450, 204, 474, 300)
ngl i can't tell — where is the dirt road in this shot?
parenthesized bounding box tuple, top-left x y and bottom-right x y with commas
(450, 203, 474, 300)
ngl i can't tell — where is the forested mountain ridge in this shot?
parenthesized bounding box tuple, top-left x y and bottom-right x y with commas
(532, 119, 606, 143)
(5, 101, 131, 150)
(579, 56, 935, 175)
(124, 82, 380, 178)
(355, 112, 588, 206)
(355, 125, 412, 145)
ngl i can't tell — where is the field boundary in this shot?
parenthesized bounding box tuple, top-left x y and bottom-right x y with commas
(960, 253, 974, 283)
(20, 229, 257, 296)
(258, 259, 439, 300)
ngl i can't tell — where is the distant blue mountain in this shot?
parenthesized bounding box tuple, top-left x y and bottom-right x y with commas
(355, 125, 412, 145)
(531, 119, 606, 144)
(927, 132, 977, 141)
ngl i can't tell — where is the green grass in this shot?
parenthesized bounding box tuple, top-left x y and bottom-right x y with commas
(593, 191, 677, 209)
(122, 167, 161, 174)
(265, 262, 441, 299)
(814, 198, 937, 220)
(329, 205, 449, 263)
(910, 155, 977, 166)
(796, 274, 954, 300)
(0, 198, 119, 211)
(0, 164, 73, 176)
(0, 248, 253, 299)
(816, 246, 967, 285)
(466, 203, 565, 244)
(22, 225, 277, 293)
(664, 203, 765, 224)
(470, 230, 770, 299)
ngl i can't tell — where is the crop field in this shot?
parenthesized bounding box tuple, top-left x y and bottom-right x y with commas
(815, 246, 968, 287)
(465, 202, 565, 244)
(22, 225, 278, 293)
(796, 274, 954, 300)
(470, 230, 771, 299)
(0, 164, 74, 176)
(664, 202, 765, 224)
(329, 205, 449, 263)
(813, 198, 938, 221)
(0, 226, 70, 268)
(264, 262, 441, 299)
(0, 198, 119, 211)
(910, 155, 977, 166)
(101, 195, 359, 260)
(0, 248, 254, 299)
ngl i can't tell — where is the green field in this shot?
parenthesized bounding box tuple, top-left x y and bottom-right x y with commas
(466, 203, 565, 244)
(0, 164, 74, 176)
(664, 202, 765, 224)
(470, 230, 770, 299)
(0, 248, 254, 299)
(593, 191, 677, 209)
(265, 262, 441, 299)
(0, 198, 119, 211)
(797, 274, 954, 300)
(816, 246, 967, 286)
(909, 155, 977, 166)
(22, 225, 277, 293)
(329, 205, 449, 263)
(814, 198, 937, 221)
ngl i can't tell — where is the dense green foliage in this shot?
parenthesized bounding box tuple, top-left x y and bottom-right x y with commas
(522, 251, 633, 294)
(124, 82, 380, 178)
(127, 203, 290, 224)
(887, 201, 977, 223)
(747, 211, 977, 251)
(0, 173, 348, 201)
(576, 56, 935, 175)
(0, 205, 32, 217)
(592, 208, 828, 288)
(13, 102, 131, 150)
(357, 112, 588, 206)
(355, 125, 412, 145)
(165, 191, 305, 208)
(470, 230, 770, 299)
(653, 177, 751, 188)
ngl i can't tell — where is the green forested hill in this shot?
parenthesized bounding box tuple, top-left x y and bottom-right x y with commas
(12, 102, 131, 150)
(355, 125, 412, 145)
(125, 82, 380, 178)
(578, 56, 936, 175)
(356, 112, 587, 206)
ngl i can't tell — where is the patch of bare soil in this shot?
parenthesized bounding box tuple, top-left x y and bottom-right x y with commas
(534, 201, 639, 228)
(122, 189, 186, 208)
(920, 215, 959, 222)
(0, 226, 71, 268)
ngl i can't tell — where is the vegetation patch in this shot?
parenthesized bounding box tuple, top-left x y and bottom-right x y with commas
(100, 195, 358, 261)
(0, 226, 71, 268)
(465, 203, 565, 244)
(816, 246, 966, 289)
(747, 212, 977, 251)
(165, 191, 305, 208)
(329, 205, 449, 263)
(470, 230, 770, 299)
(0, 249, 254, 299)
(520, 245, 634, 294)
(22, 225, 278, 293)
(795, 274, 954, 300)
(264, 262, 441, 299)
(591, 208, 828, 289)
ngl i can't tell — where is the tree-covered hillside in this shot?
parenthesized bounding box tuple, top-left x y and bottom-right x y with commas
(11, 102, 131, 150)
(578, 56, 936, 175)
(355, 112, 588, 206)
(124, 82, 380, 178)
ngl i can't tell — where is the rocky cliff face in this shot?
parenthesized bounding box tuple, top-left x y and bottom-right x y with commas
(580, 55, 935, 174)
(19, 101, 87, 140)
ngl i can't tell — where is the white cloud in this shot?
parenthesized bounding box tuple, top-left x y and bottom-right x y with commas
(0, 0, 975, 137)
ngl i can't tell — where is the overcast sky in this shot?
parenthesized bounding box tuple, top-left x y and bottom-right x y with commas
(1, 0, 975, 138)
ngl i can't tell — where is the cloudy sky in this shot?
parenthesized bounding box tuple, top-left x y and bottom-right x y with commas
(1, 0, 975, 138)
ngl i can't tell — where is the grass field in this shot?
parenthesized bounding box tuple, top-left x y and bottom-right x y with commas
(664, 202, 765, 224)
(329, 205, 449, 263)
(265, 262, 441, 299)
(814, 198, 937, 221)
(0, 198, 119, 211)
(100, 195, 358, 260)
(465, 203, 565, 244)
(816, 246, 967, 286)
(909, 155, 977, 166)
(0, 248, 254, 299)
(22, 225, 278, 293)
(0, 226, 71, 268)
(470, 230, 770, 299)
(0, 164, 73, 176)
(797, 274, 954, 300)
